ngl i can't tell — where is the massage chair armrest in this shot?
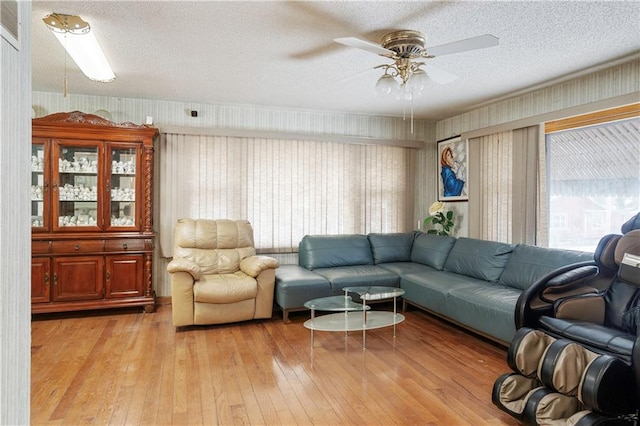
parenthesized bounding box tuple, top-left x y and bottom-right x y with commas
(515, 261, 598, 329)
(167, 257, 203, 281)
(552, 293, 605, 324)
(240, 255, 280, 278)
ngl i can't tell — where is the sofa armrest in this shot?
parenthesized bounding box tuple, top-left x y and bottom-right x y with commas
(240, 255, 279, 278)
(167, 257, 202, 280)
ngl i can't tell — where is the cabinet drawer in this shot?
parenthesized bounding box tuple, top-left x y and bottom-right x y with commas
(32, 240, 51, 254)
(105, 239, 148, 252)
(52, 240, 105, 254)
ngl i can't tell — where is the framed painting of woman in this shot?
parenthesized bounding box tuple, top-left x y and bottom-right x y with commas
(437, 136, 468, 201)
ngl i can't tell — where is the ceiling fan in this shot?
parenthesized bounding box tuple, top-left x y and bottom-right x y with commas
(335, 30, 499, 98)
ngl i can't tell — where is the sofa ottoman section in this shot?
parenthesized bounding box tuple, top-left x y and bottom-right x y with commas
(275, 264, 331, 322)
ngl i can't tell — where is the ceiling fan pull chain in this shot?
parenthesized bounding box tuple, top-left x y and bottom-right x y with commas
(411, 98, 414, 134)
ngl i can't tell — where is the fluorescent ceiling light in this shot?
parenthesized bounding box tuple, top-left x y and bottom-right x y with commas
(43, 13, 115, 83)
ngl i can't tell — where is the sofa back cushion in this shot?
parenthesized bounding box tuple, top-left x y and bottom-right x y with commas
(368, 232, 414, 264)
(444, 237, 514, 282)
(498, 244, 593, 290)
(410, 233, 456, 270)
(298, 234, 372, 270)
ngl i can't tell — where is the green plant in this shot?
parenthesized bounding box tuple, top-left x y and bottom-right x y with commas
(423, 201, 455, 236)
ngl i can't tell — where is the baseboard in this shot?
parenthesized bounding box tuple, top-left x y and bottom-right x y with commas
(156, 296, 172, 306)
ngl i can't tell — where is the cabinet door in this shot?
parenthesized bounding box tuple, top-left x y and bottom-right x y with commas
(52, 256, 104, 301)
(52, 140, 102, 230)
(107, 144, 141, 231)
(106, 254, 144, 298)
(31, 257, 51, 303)
(31, 139, 50, 231)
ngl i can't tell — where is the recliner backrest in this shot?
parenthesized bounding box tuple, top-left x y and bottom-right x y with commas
(173, 218, 256, 274)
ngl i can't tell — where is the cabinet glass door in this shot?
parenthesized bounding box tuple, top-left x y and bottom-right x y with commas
(31, 141, 48, 231)
(54, 142, 101, 230)
(109, 146, 138, 229)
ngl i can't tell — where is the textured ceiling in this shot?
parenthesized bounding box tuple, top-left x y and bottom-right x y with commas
(31, 1, 640, 120)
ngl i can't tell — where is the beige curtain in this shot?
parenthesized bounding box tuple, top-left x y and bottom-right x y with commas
(468, 125, 540, 244)
(158, 133, 415, 257)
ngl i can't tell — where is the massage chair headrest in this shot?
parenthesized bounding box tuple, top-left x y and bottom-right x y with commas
(621, 212, 640, 234)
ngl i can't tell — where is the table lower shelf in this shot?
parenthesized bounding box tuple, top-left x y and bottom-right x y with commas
(303, 310, 405, 332)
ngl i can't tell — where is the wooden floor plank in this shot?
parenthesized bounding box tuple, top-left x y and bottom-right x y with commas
(31, 304, 521, 425)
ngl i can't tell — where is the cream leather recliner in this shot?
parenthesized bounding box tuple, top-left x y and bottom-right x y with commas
(167, 219, 279, 327)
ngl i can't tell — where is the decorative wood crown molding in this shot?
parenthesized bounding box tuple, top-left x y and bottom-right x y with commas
(32, 111, 145, 128)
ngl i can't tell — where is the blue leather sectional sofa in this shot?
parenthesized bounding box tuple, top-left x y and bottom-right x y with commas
(275, 232, 592, 344)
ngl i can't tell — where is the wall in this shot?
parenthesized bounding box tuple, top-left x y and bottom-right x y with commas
(434, 59, 640, 237)
(31, 92, 437, 297)
(0, 1, 31, 423)
(32, 59, 640, 298)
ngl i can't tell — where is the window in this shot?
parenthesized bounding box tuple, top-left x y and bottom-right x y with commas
(158, 133, 415, 256)
(545, 109, 639, 252)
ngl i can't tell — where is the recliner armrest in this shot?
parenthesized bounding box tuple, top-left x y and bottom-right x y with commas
(167, 257, 202, 280)
(240, 255, 279, 278)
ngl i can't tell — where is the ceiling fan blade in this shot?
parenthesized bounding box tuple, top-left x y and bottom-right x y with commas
(423, 64, 458, 85)
(334, 37, 394, 56)
(428, 34, 499, 57)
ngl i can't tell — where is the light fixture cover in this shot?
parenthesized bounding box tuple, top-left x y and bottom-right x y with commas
(375, 74, 399, 97)
(405, 69, 431, 93)
(43, 13, 116, 82)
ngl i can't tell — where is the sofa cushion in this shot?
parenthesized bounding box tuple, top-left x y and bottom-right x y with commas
(368, 232, 414, 264)
(446, 284, 522, 343)
(313, 265, 399, 292)
(401, 270, 486, 314)
(298, 234, 372, 270)
(411, 232, 456, 270)
(377, 262, 435, 277)
(444, 238, 514, 282)
(498, 244, 593, 291)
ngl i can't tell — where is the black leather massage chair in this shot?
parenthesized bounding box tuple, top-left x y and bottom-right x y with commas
(493, 213, 640, 425)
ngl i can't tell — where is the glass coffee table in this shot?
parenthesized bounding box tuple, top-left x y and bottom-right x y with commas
(303, 286, 405, 349)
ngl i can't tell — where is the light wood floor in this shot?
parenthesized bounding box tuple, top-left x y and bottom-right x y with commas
(31, 304, 520, 425)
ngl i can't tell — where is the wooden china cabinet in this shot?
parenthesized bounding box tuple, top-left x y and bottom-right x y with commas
(31, 111, 158, 314)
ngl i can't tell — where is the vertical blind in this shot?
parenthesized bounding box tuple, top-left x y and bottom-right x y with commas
(469, 126, 540, 244)
(158, 133, 415, 257)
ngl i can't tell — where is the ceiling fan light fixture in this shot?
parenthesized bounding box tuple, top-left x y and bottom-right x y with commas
(375, 74, 399, 97)
(43, 13, 116, 83)
(405, 69, 431, 93)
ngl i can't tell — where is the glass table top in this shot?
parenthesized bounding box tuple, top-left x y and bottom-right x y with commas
(343, 286, 405, 301)
(303, 295, 371, 312)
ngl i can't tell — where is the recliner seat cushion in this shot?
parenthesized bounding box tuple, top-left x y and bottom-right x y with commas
(194, 272, 257, 303)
